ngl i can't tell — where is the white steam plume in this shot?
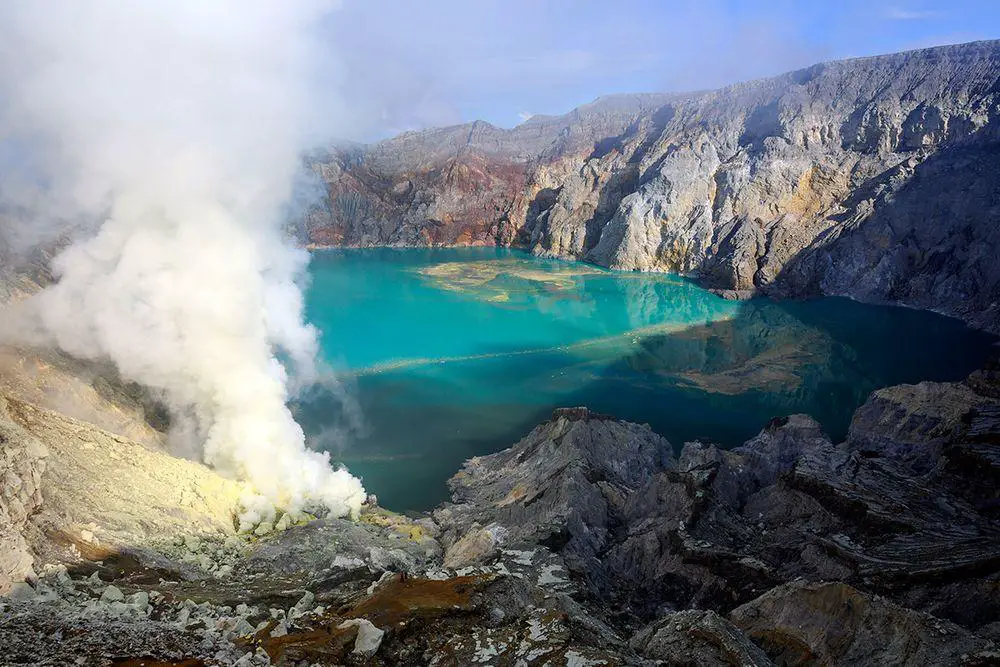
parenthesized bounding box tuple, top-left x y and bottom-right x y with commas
(0, 1, 366, 522)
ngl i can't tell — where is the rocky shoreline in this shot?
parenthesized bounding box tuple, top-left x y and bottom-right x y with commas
(2, 352, 999, 665)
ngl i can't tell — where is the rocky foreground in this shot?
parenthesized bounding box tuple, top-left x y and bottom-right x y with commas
(303, 40, 1000, 332)
(1, 349, 999, 665)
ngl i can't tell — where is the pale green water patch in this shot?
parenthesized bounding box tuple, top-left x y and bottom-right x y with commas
(297, 247, 997, 512)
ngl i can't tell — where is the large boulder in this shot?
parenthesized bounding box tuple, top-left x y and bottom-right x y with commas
(847, 381, 989, 473)
(730, 582, 995, 666)
(630, 609, 773, 666)
(435, 407, 674, 577)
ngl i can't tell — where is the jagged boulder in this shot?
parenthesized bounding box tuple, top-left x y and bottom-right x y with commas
(435, 407, 674, 576)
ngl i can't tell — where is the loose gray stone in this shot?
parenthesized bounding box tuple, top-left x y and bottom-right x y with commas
(99, 586, 124, 603)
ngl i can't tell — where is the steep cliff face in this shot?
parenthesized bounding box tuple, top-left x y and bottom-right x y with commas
(307, 40, 1000, 331)
(302, 93, 674, 248)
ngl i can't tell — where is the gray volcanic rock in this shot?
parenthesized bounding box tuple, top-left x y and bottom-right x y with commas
(846, 381, 990, 473)
(308, 40, 1000, 332)
(242, 514, 442, 584)
(434, 407, 674, 574)
(3, 363, 1000, 664)
(0, 396, 47, 592)
(630, 609, 773, 666)
(434, 364, 1000, 663)
(729, 581, 994, 666)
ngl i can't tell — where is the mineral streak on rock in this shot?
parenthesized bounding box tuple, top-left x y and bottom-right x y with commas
(305, 40, 1000, 332)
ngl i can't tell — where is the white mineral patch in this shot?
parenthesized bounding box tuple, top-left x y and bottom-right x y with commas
(502, 549, 535, 566)
(565, 649, 604, 666)
(338, 618, 385, 658)
(331, 555, 365, 569)
(538, 564, 569, 586)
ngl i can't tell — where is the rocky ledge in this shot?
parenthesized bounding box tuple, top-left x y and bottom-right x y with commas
(2, 353, 999, 664)
(302, 40, 1000, 333)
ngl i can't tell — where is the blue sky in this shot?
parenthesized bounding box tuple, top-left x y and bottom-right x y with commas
(323, 0, 1000, 140)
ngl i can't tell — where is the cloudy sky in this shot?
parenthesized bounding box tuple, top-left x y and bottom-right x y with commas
(321, 0, 999, 140)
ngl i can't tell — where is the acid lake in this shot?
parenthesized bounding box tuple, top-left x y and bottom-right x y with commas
(296, 248, 997, 512)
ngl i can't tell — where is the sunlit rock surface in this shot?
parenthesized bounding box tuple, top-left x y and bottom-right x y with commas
(0, 394, 242, 594)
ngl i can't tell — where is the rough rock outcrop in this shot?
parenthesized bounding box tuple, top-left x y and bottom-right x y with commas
(0, 396, 47, 592)
(436, 407, 673, 573)
(0, 393, 243, 593)
(307, 40, 1000, 332)
(429, 359, 1000, 664)
(729, 582, 993, 666)
(630, 609, 773, 666)
(300, 94, 672, 249)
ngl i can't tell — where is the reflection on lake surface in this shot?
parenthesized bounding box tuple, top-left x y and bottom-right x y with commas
(297, 248, 997, 511)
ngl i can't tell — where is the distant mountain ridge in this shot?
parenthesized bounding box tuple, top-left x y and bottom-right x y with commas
(303, 39, 1000, 332)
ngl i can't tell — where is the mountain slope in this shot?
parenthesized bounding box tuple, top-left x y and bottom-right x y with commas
(305, 40, 1000, 331)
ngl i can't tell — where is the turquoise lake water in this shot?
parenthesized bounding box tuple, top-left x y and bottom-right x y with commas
(297, 247, 998, 512)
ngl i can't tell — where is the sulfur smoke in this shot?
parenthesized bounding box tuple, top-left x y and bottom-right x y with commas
(0, 1, 366, 522)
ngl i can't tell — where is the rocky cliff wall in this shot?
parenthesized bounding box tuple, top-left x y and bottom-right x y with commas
(306, 40, 1000, 331)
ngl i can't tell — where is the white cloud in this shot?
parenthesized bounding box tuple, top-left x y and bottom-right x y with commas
(884, 6, 942, 20)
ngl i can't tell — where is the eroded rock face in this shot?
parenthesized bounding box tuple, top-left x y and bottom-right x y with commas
(0, 393, 243, 590)
(308, 40, 1000, 332)
(0, 396, 47, 593)
(630, 609, 773, 666)
(847, 381, 990, 473)
(435, 407, 674, 576)
(301, 95, 673, 250)
(729, 582, 993, 666)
